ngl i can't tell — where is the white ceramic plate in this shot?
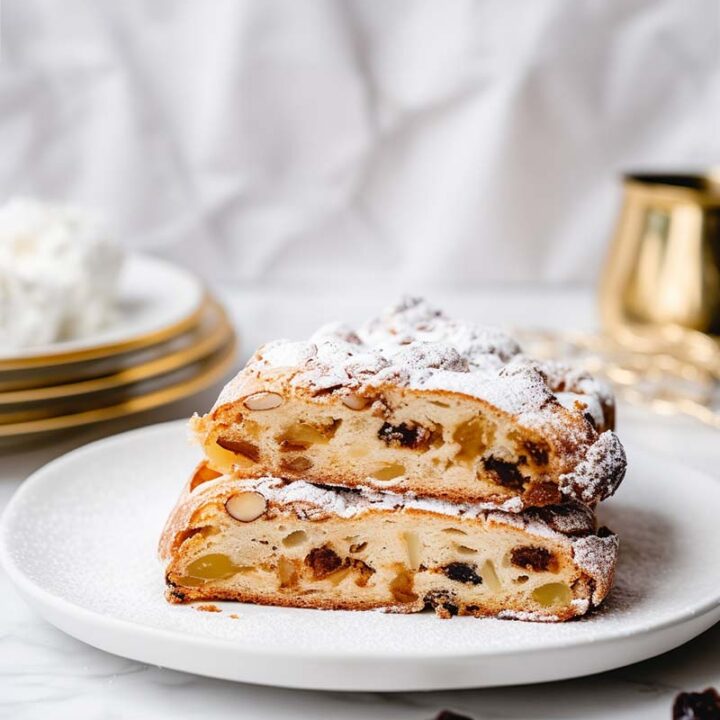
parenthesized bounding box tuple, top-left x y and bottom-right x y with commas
(1, 421, 719, 692)
(0, 254, 204, 363)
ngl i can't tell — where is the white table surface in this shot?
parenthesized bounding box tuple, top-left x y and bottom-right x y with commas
(1, 286, 718, 720)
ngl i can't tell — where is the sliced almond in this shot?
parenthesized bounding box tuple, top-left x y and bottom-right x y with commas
(225, 491, 267, 522)
(243, 392, 284, 411)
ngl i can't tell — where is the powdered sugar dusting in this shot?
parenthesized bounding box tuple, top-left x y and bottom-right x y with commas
(497, 610, 560, 622)
(209, 297, 626, 508)
(210, 475, 594, 534)
(560, 431, 626, 503)
(219, 297, 612, 438)
(573, 534, 620, 602)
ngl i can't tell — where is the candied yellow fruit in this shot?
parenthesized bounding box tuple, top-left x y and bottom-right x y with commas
(205, 440, 255, 473)
(277, 556, 298, 588)
(452, 417, 495, 464)
(278, 420, 341, 450)
(178, 553, 248, 586)
(532, 582, 572, 608)
(389, 567, 418, 603)
(370, 463, 405, 481)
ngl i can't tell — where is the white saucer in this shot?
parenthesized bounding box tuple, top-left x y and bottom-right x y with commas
(0, 254, 204, 363)
(1, 421, 719, 691)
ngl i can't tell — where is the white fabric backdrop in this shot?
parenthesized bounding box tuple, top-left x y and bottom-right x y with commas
(1, 0, 718, 289)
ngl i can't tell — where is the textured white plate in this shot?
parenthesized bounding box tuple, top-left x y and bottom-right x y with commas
(0, 254, 204, 361)
(2, 421, 719, 692)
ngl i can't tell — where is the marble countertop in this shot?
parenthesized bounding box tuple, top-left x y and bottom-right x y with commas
(1, 286, 718, 719)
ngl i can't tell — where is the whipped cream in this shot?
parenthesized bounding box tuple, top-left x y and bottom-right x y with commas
(0, 197, 124, 349)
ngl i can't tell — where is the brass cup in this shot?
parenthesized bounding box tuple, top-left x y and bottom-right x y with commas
(600, 172, 720, 371)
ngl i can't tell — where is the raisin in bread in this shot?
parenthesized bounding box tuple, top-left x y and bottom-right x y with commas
(159, 463, 618, 621)
(191, 298, 625, 509)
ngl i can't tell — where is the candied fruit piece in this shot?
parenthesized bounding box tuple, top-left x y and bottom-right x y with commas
(370, 463, 405, 481)
(304, 545, 343, 579)
(277, 419, 341, 451)
(453, 417, 494, 465)
(205, 439, 255, 473)
(389, 567, 418, 603)
(532, 582, 572, 608)
(351, 559, 375, 587)
(216, 437, 260, 462)
(277, 556, 298, 589)
(189, 463, 222, 491)
(178, 553, 247, 586)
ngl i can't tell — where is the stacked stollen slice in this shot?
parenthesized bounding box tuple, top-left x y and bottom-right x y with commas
(160, 297, 626, 622)
(0, 254, 236, 444)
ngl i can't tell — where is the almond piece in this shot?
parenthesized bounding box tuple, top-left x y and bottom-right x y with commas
(225, 492, 267, 522)
(243, 392, 284, 411)
(341, 393, 369, 411)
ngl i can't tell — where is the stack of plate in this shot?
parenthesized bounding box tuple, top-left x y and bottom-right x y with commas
(0, 254, 236, 442)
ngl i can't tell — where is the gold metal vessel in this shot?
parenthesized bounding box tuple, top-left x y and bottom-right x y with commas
(600, 172, 720, 372)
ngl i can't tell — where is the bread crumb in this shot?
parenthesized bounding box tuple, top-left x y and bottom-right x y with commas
(195, 603, 221, 613)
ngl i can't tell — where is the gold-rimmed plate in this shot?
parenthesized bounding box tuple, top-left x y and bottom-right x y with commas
(0, 339, 237, 440)
(0, 254, 204, 370)
(0, 298, 233, 408)
(0, 298, 221, 394)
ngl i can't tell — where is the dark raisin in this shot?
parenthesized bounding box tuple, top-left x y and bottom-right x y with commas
(443, 602, 459, 617)
(523, 440, 549, 466)
(583, 412, 597, 429)
(424, 590, 460, 619)
(304, 545, 343, 579)
(673, 688, 720, 719)
(443, 562, 483, 585)
(483, 456, 527, 490)
(378, 422, 430, 449)
(510, 546, 555, 572)
(434, 711, 475, 720)
(216, 437, 260, 462)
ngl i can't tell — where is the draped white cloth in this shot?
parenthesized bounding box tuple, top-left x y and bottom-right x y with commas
(1, 0, 718, 289)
